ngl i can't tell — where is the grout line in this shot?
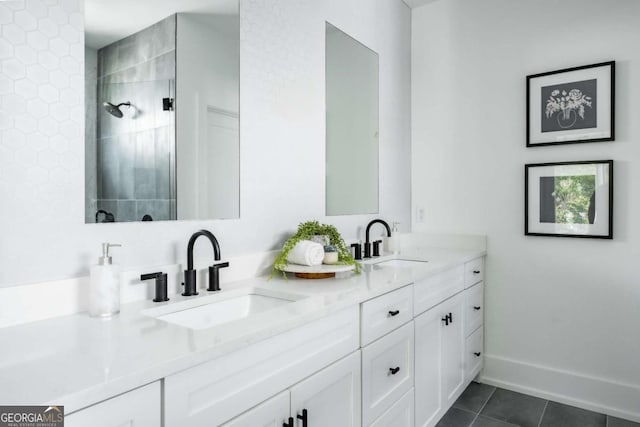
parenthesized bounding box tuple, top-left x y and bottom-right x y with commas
(470, 387, 497, 426)
(537, 400, 549, 427)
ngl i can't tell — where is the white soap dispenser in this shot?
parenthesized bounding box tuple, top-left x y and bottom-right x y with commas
(386, 222, 400, 255)
(89, 242, 122, 318)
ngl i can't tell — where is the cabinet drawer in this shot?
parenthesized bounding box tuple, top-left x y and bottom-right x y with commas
(361, 285, 413, 346)
(465, 327, 483, 381)
(221, 390, 289, 427)
(464, 257, 484, 288)
(362, 322, 414, 426)
(369, 388, 414, 427)
(65, 382, 160, 427)
(464, 282, 484, 337)
(164, 307, 359, 427)
(414, 265, 464, 316)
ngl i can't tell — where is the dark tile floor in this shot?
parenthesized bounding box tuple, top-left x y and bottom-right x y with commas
(436, 382, 640, 427)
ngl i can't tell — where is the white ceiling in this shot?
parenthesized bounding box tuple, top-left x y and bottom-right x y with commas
(84, 0, 238, 49)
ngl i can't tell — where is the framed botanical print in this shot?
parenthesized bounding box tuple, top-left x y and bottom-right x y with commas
(525, 160, 613, 239)
(526, 61, 615, 147)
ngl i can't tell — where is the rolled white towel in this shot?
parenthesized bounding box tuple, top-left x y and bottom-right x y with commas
(286, 240, 325, 266)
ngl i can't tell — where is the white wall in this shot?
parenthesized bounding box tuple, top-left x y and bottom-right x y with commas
(412, 0, 640, 421)
(0, 0, 411, 288)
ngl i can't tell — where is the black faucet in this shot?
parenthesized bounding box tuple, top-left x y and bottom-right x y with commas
(140, 272, 169, 302)
(364, 219, 391, 258)
(182, 230, 229, 296)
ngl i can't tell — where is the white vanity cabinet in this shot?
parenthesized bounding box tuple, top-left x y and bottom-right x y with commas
(414, 291, 465, 427)
(360, 286, 415, 426)
(223, 351, 361, 427)
(369, 388, 414, 427)
(65, 381, 160, 427)
(164, 306, 360, 427)
(463, 257, 485, 381)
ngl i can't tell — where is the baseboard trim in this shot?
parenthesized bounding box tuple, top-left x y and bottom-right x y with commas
(479, 354, 640, 423)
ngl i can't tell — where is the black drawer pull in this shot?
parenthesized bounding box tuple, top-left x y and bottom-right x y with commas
(474, 352, 482, 357)
(283, 416, 294, 427)
(473, 306, 481, 311)
(389, 366, 400, 375)
(388, 310, 400, 317)
(473, 270, 481, 274)
(296, 409, 308, 427)
(441, 312, 452, 326)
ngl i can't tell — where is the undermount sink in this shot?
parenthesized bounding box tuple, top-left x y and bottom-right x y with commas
(374, 259, 429, 268)
(143, 289, 305, 330)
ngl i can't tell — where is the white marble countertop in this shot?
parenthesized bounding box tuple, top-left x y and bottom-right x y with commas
(0, 248, 484, 413)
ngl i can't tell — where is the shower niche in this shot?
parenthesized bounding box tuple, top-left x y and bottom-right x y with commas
(84, 2, 239, 223)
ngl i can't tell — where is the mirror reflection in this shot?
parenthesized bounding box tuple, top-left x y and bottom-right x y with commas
(325, 22, 379, 216)
(84, 0, 239, 223)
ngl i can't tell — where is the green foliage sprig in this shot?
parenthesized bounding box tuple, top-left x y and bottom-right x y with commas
(272, 221, 361, 278)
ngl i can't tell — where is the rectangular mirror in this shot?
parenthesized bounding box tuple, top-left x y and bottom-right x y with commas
(325, 22, 379, 216)
(84, 0, 239, 223)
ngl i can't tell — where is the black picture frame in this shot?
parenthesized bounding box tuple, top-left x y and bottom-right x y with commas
(526, 61, 615, 147)
(525, 160, 613, 239)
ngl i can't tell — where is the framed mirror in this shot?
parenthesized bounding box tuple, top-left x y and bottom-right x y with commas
(84, 0, 239, 223)
(325, 22, 379, 216)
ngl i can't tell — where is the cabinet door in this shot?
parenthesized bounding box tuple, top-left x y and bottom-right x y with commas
(414, 292, 465, 427)
(65, 382, 160, 427)
(414, 307, 444, 427)
(222, 390, 290, 427)
(290, 351, 361, 427)
(441, 292, 465, 406)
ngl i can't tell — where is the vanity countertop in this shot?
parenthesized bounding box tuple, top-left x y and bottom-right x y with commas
(0, 247, 484, 413)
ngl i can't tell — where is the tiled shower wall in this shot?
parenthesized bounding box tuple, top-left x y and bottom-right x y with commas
(91, 15, 176, 222)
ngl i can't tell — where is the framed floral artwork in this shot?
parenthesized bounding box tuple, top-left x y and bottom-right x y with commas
(525, 160, 613, 239)
(526, 61, 615, 147)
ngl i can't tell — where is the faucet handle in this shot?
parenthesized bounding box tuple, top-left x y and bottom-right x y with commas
(141, 272, 169, 302)
(372, 240, 383, 257)
(208, 262, 230, 292)
(350, 243, 362, 260)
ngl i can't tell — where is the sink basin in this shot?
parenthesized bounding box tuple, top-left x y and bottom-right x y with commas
(144, 289, 304, 330)
(374, 259, 429, 268)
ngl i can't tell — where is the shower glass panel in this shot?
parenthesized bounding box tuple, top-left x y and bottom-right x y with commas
(90, 79, 176, 222)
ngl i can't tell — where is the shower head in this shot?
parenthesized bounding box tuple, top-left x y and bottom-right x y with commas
(103, 101, 131, 118)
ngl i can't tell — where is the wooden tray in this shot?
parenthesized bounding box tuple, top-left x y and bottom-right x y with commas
(282, 263, 355, 279)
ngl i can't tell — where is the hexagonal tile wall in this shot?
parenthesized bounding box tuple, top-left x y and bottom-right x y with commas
(0, 0, 83, 225)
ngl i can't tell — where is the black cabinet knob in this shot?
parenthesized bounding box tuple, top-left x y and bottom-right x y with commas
(474, 352, 482, 357)
(473, 270, 481, 274)
(389, 366, 400, 375)
(296, 409, 308, 427)
(388, 310, 400, 317)
(442, 315, 449, 326)
(473, 306, 481, 311)
(283, 417, 294, 427)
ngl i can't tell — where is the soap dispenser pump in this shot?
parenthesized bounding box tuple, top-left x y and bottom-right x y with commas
(89, 242, 122, 318)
